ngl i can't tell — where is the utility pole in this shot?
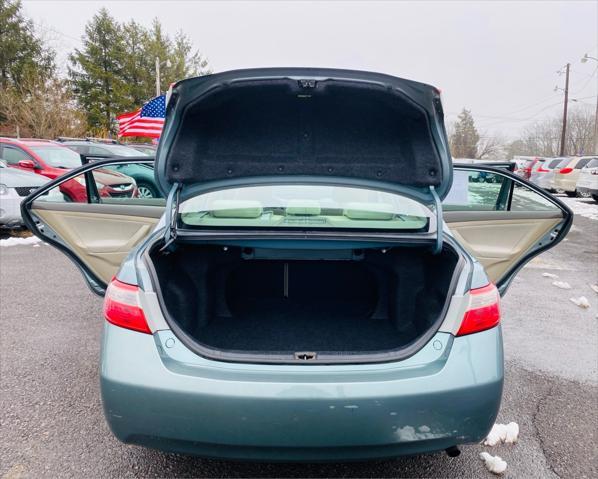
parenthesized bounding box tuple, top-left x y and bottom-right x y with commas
(559, 63, 570, 156)
(581, 54, 598, 153)
(155, 56, 161, 97)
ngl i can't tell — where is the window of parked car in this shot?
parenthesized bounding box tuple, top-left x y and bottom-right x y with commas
(66, 144, 89, 155)
(37, 161, 164, 206)
(574, 157, 595, 169)
(1, 146, 32, 165)
(547, 158, 566, 169)
(444, 169, 560, 212)
(29, 146, 82, 168)
(89, 145, 145, 157)
(585, 158, 598, 169)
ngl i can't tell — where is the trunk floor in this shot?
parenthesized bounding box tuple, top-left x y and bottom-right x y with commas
(196, 300, 416, 353)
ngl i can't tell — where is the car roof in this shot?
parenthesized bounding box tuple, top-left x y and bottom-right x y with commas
(0, 138, 63, 147)
(61, 141, 130, 149)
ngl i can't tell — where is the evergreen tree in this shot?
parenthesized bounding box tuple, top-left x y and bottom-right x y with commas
(138, 19, 210, 95)
(450, 108, 480, 158)
(69, 8, 128, 133)
(144, 19, 172, 94)
(170, 30, 209, 81)
(121, 20, 152, 107)
(69, 10, 210, 133)
(0, 0, 54, 88)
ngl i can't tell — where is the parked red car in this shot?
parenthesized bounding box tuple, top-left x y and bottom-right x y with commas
(517, 156, 543, 181)
(0, 138, 137, 201)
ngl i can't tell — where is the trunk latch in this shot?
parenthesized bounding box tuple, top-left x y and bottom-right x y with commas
(294, 352, 317, 361)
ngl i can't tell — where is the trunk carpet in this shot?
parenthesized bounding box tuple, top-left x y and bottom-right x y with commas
(196, 298, 416, 353)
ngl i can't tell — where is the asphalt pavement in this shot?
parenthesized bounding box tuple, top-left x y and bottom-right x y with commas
(0, 203, 596, 478)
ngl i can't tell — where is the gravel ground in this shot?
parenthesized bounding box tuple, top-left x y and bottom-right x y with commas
(0, 200, 597, 478)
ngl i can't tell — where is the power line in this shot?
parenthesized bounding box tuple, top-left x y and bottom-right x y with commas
(570, 66, 598, 95)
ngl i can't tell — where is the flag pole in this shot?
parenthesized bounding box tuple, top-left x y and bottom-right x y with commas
(155, 56, 161, 97)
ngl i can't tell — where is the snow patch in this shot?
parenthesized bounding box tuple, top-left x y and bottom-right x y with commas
(590, 284, 598, 294)
(542, 272, 559, 279)
(0, 236, 41, 247)
(552, 281, 571, 289)
(480, 452, 507, 474)
(484, 422, 519, 446)
(558, 196, 598, 221)
(570, 296, 590, 309)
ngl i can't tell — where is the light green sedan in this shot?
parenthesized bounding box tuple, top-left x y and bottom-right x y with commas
(23, 68, 572, 461)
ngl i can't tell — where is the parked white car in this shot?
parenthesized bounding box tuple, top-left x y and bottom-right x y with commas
(0, 160, 49, 226)
(576, 157, 598, 202)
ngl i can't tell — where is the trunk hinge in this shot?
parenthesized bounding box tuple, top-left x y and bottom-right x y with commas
(161, 182, 182, 252)
(430, 185, 443, 255)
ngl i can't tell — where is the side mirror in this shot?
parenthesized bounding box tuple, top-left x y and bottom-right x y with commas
(18, 159, 37, 169)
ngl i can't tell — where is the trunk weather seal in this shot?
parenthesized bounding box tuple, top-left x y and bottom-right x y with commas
(142, 237, 465, 365)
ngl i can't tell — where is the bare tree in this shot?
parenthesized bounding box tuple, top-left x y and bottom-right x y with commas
(0, 73, 86, 138)
(508, 106, 596, 158)
(566, 108, 595, 155)
(476, 132, 506, 160)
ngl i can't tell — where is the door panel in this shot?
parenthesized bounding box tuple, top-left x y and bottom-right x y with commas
(446, 216, 560, 283)
(21, 158, 163, 295)
(444, 166, 572, 293)
(32, 206, 160, 284)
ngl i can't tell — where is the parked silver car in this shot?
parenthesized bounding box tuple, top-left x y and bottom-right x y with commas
(0, 160, 48, 226)
(530, 157, 569, 191)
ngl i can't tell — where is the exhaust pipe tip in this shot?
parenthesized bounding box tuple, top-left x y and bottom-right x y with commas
(445, 446, 461, 457)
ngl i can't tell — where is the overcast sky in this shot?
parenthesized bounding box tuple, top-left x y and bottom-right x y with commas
(22, 0, 598, 139)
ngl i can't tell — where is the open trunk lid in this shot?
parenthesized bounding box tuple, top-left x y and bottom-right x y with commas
(155, 68, 453, 202)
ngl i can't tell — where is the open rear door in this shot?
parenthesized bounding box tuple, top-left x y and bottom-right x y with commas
(22, 158, 165, 295)
(443, 165, 572, 294)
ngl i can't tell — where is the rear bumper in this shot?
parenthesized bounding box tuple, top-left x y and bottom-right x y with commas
(534, 174, 554, 190)
(100, 324, 504, 461)
(553, 176, 576, 192)
(577, 186, 598, 195)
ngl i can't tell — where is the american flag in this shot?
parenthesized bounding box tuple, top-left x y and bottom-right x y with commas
(117, 95, 166, 138)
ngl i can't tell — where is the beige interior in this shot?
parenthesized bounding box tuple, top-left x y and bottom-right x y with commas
(32, 203, 163, 284)
(445, 214, 561, 283)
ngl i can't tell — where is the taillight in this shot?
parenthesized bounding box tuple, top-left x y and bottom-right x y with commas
(103, 278, 151, 334)
(456, 283, 500, 336)
(537, 166, 550, 173)
(559, 167, 573, 174)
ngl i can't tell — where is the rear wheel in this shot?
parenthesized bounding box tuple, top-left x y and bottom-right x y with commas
(576, 189, 591, 198)
(137, 183, 158, 199)
(565, 191, 577, 197)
